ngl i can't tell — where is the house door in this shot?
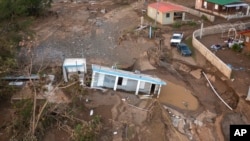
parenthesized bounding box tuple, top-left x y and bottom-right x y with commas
(117, 77, 123, 85)
(150, 84, 155, 94)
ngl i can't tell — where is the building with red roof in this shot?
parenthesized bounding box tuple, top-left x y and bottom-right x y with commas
(147, 2, 186, 25)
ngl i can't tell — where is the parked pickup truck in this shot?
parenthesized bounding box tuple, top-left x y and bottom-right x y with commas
(170, 33, 183, 46)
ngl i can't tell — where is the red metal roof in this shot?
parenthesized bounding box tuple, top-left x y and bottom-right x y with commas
(148, 2, 186, 13)
(238, 30, 250, 35)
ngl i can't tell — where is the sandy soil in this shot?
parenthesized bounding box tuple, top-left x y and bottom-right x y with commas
(159, 81, 199, 111)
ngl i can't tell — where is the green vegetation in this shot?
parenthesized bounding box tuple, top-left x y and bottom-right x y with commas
(187, 21, 197, 27)
(173, 21, 182, 28)
(184, 37, 196, 58)
(74, 115, 102, 141)
(173, 21, 198, 29)
(201, 15, 208, 21)
(0, 0, 52, 20)
(231, 43, 242, 52)
(0, 0, 52, 99)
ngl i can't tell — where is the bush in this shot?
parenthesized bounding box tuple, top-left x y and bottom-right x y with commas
(201, 15, 208, 21)
(187, 21, 197, 27)
(173, 21, 182, 28)
(231, 43, 242, 52)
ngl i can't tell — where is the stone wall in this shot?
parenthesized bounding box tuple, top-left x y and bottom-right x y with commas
(192, 22, 250, 78)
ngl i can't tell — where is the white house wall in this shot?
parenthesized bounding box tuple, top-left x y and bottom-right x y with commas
(162, 12, 174, 24)
(117, 79, 138, 92)
(91, 72, 98, 87)
(97, 73, 105, 86)
(103, 74, 116, 88)
(139, 82, 151, 94)
(92, 71, 159, 94)
(147, 7, 163, 24)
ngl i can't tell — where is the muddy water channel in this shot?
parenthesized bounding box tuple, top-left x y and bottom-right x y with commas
(159, 81, 199, 111)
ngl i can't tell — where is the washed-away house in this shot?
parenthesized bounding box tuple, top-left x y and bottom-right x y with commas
(62, 58, 87, 85)
(195, 0, 249, 19)
(91, 64, 166, 98)
(147, 2, 186, 25)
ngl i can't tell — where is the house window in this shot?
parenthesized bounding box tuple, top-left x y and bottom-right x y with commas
(214, 4, 218, 10)
(157, 11, 159, 15)
(166, 13, 170, 18)
(222, 6, 226, 10)
(203, 1, 207, 8)
(117, 77, 123, 85)
(236, 6, 240, 10)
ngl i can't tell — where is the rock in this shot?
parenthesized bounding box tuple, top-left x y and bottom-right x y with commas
(196, 110, 217, 123)
(194, 120, 203, 126)
(179, 63, 191, 73)
(190, 69, 202, 79)
(221, 76, 227, 81)
(101, 9, 106, 14)
(206, 73, 216, 82)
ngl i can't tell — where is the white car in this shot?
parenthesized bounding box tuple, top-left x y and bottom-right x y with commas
(170, 33, 183, 46)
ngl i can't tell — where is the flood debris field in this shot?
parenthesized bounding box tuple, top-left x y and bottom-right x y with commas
(1, 0, 250, 141)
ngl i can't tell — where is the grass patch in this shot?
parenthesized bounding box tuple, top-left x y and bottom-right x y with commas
(184, 37, 196, 58)
(172, 21, 182, 28)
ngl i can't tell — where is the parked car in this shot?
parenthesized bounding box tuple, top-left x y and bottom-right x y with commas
(177, 43, 192, 56)
(210, 44, 221, 51)
(170, 33, 183, 46)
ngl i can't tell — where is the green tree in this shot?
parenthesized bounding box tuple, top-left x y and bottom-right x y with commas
(0, 0, 52, 20)
(0, 0, 52, 98)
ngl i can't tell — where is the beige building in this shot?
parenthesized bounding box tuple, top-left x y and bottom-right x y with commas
(147, 2, 186, 25)
(195, 0, 249, 19)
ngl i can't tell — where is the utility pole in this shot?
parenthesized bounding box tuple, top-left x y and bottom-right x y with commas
(200, 20, 204, 39)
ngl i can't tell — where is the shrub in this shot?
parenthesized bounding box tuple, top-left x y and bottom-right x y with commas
(187, 21, 197, 26)
(201, 15, 208, 21)
(173, 21, 182, 28)
(231, 43, 242, 52)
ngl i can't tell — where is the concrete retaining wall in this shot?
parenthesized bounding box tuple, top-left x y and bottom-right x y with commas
(192, 22, 250, 78)
(186, 7, 215, 22)
(167, 1, 215, 22)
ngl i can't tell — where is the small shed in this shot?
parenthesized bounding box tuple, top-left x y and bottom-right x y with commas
(91, 64, 166, 98)
(62, 58, 87, 85)
(147, 2, 186, 25)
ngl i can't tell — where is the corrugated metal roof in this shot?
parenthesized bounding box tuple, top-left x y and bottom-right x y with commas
(206, 0, 242, 5)
(239, 30, 250, 35)
(148, 2, 185, 13)
(92, 64, 166, 85)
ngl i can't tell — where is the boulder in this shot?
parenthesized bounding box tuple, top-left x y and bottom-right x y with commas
(190, 69, 202, 79)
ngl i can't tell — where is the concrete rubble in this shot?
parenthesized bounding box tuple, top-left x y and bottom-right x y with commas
(190, 69, 202, 79)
